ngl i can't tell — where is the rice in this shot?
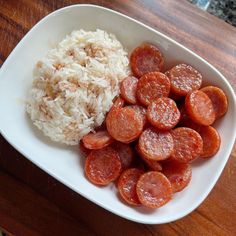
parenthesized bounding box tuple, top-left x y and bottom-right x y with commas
(26, 29, 130, 145)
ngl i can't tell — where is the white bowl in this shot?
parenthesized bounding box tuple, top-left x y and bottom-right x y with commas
(0, 4, 235, 224)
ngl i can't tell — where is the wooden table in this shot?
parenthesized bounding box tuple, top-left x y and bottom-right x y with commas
(0, 0, 235, 235)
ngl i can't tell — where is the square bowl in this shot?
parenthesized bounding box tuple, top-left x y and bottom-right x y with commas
(0, 4, 235, 224)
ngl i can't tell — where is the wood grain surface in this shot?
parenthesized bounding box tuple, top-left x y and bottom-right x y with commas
(0, 0, 236, 235)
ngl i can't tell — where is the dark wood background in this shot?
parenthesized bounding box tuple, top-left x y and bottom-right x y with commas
(0, 0, 236, 235)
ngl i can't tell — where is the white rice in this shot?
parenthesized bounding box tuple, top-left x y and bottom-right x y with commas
(26, 29, 130, 145)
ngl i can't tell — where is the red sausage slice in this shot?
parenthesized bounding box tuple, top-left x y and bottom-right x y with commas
(129, 105, 148, 127)
(120, 76, 138, 104)
(85, 147, 121, 185)
(147, 98, 180, 130)
(135, 145, 162, 171)
(136, 171, 172, 208)
(185, 90, 216, 126)
(162, 161, 192, 193)
(169, 64, 202, 96)
(199, 126, 221, 158)
(118, 168, 144, 205)
(201, 86, 228, 119)
(82, 130, 114, 149)
(112, 142, 135, 170)
(130, 43, 164, 77)
(136, 72, 170, 106)
(106, 107, 143, 143)
(171, 127, 203, 163)
(139, 127, 174, 161)
(111, 96, 125, 111)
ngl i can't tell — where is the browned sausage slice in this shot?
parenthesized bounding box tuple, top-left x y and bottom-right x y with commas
(169, 64, 202, 96)
(82, 130, 114, 149)
(120, 76, 138, 104)
(170, 127, 203, 163)
(106, 107, 143, 143)
(139, 127, 174, 161)
(112, 142, 135, 170)
(85, 147, 121, 185)
(147, 98, 180, 130)
(118, 168, 144, 205)
(130, 43, 164, 77)
(136, 171, 172, 208)
(136, 72, 170, 106)
(185, 90, 215, 126)
(199, 126, 221, 158)
(162, 160, 192, 193)
(201, 86, 228, 119)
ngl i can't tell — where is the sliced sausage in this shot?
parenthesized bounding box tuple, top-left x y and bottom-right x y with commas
(112, 142, 135, 170)
(118, 168, 144, 205)
(106, 107, 143, 143)
(171, 127, 203, 163)
(120, 76, 138, 104)
(169, 64, 202, 96)
(185, 90, 215, 126)
(201, 86, 228, 119)
(147, 98, 180, 130)
(136, 171, 172, 208)
(130, 43, 164, 77)
(82, 130, 114, 149)
(139, 127, 174, 161)
(85, 147, 121, 185)
(199, 126, 221, 158)
(135, 145, 162, 171)
(111, 96, 125, 110)
(162, 160, 192, 193)
(136, 72, 170, 106)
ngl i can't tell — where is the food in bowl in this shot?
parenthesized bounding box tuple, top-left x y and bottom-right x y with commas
(26, 28, 228, 209)
(26, 29, 130, 145)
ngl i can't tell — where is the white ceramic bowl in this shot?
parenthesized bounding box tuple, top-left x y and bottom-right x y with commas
(0, 4, 235, 224)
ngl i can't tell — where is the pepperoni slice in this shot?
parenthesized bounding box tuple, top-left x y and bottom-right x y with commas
(82, 130, 114, 149)
(169, 64, 202, 96)
(185, 90, 215, 126)
(112, 142, 135, 170)
(136, 171, 172, 208)
(130, 43, 164, 77)
(118, 168, 144, 205)
(111, 96, 125, 111)
(79, 140, 91, 157)
(85, 147, 121, 185)
(171, 127, 203, 163)
(136, 72, 170, 106)
(162, 161, 192, 193)
(120, 76, 138, 104)
(129, 105, 148, 127)
(139, 127, 174, 161)
(201, 86, 228, 119)
(106, 107, 143, 143)
(147, 98, 180, 130)
(135, 145, 162, 171)
(199, 126, 221, 158)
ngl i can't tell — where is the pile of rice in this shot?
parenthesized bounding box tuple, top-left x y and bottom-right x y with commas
(26, 29, 130, 145)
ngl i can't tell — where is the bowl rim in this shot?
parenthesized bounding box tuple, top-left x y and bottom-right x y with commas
(0, 4, 235, 224)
